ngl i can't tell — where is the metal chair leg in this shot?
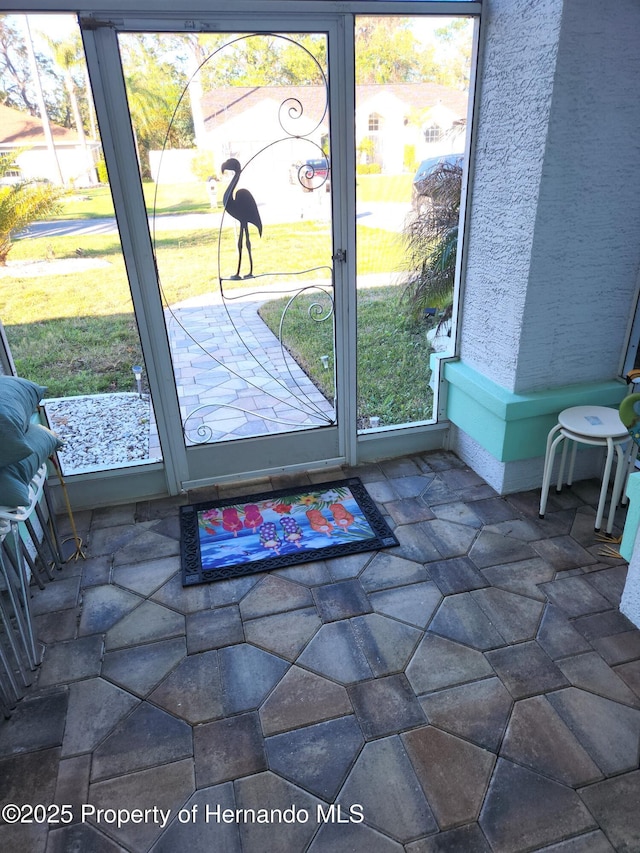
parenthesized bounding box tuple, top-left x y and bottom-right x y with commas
(34, 501, 62, 572)
(5, 528, 39, 669)
(0, 589, 31, 689)
(42, 481, 64, 567)
(24, 517, 54, 584)
(1, 542, 38, 669)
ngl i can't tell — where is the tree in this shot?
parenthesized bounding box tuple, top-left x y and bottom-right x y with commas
(0, 17, 37, 113)
(0, 150, 63, 265)
(402, 159, 462, 325)
(43, 33, 96, 184)
(118, 34, 194, 178)
(433, 19, 474, 91)
(0, 16, 62, 121)
(194, 32, 326, 88)
(355, 17, 437, 84)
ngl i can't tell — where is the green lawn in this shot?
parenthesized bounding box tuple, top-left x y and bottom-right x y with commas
(55, 174, 414, 220)
(356, 173, 413, 204)
(6, 222, 404, 318)
(2, 207, 430, 423)
(56, 182, 214, 220)
(259, 285, 434, 427)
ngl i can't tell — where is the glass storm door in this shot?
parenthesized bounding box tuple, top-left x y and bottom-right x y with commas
(116, 27, 343, 485)
(82, 6, 477, 492)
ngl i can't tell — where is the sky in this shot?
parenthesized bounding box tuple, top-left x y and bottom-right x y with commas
(20, 12, 467, 45)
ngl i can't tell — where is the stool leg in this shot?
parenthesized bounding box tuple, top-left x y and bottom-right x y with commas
(540, 429, 565, 518)
(595, 437, 615, 532)
(566, 440, 578, 488)
(607, 442, 627, 535)
(557, 437, 569, 492)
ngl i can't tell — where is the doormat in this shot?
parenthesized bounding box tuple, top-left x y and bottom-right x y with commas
(180, 477, 398, 586)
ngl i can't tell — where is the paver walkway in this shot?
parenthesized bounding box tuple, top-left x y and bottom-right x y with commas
(2, 451, 640, 852)
(166, 284, 335, 447)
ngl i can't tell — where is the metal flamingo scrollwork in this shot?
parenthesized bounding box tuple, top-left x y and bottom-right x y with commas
(221, 158, 263, 279)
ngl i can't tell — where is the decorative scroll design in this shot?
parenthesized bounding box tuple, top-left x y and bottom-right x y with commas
(149, 32, 336, 445)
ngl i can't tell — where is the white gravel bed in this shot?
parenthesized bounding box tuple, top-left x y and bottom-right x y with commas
(44, 393, 153, 475)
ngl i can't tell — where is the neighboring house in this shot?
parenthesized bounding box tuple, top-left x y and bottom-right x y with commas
(187, 81, 467, 187)
(355, 82, 468, 171)
(0, 103, 100, 186)
(199, 84, 329, 193)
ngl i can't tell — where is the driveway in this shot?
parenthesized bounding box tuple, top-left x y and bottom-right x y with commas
(18, 198, 409, 240)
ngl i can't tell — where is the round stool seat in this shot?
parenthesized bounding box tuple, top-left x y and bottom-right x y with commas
(557, 406, 627, 439)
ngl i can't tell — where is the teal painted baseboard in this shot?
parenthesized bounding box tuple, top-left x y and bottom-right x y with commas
(442, 360, 627, 463)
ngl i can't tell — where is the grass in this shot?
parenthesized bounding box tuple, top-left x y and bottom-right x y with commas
(57, 182, 214, 220)
(7, 315, 145, 398)
(259, 286, 336, 401)
(2, 219, 408, 399)
(356, 173, 413, 204)
(56, 173, 415, 220)
(259, 285, 434, 427)
(6, 222, 404, 315)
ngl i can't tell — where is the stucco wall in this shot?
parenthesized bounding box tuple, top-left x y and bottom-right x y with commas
(452, 0, 640, 492)
(460, 0, 640, 394)
(459, 0, 563, 391)
(621, 475, 640, 628)
(514, 0, 640, 392)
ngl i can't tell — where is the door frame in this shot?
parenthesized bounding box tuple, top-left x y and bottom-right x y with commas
(55, 0, 480, 502)
(84, 15, 353, 491)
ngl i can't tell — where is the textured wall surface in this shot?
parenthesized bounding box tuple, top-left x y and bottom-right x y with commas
(459, 0, 563, 390)
(460, 0, 640, 394)
(515, 0, 640, 392)
(621, 524, 640, 629)
(453, 0, 640, 492)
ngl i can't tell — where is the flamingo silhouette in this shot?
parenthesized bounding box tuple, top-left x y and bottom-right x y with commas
(221, 158, 263, 279)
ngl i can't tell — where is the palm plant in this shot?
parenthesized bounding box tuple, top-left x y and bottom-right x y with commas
(402, 159, 462, 328)
(43, 34, 96, 185)
(0, 151, 63, 265)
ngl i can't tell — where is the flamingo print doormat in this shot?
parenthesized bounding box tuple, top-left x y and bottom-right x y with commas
(180, 478, 398, 585)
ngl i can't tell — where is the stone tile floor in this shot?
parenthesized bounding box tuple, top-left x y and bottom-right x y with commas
(2, 451, 640, 852)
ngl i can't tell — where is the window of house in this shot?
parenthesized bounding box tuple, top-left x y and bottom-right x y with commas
(424, 123, 443, 143)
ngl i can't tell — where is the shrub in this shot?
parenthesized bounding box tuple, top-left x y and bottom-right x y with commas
(0, 153, 63, 265)
(402, 160, 462, 324)
(95, 158, 109, 184)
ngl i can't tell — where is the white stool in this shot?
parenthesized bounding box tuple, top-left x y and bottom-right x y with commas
(539, 405, 632, 533)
